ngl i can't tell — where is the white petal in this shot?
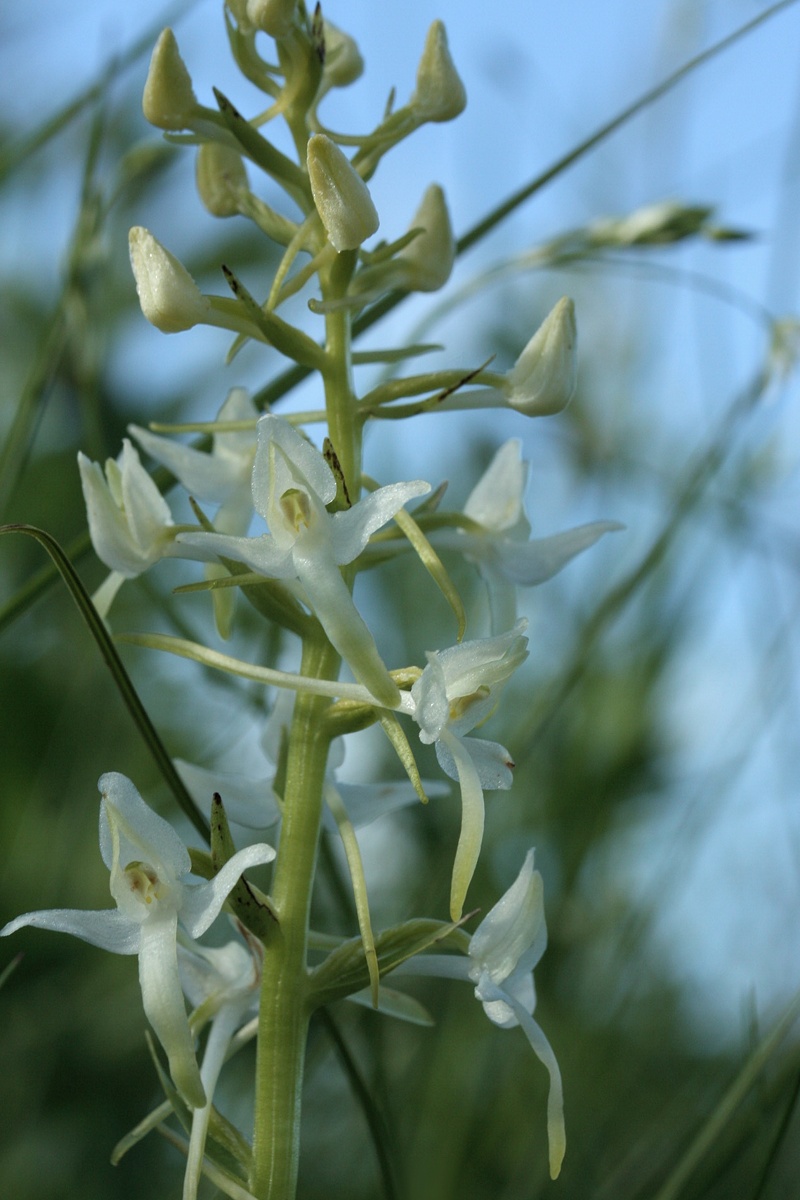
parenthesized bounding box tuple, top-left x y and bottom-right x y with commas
(119, 439, 174, 553)
(490, 980, 566, 1180)
(91, 570, 126, 619)
(330, 778, 446, 830)
(130, 425, 240, 504)
(138, 913, 206, 1108)
(463, 440, 528, 533)
(214, 387, 259, 461)
(180, 843, 276, 938)
(432, 622, 528, 701)
(175, 760, 280, 828)
(178, 938, 258, 1009)
(329, 480, 431, 565)
(175, 529, 295, 577)
(79, 452, 146, 577)
(98, 773, 191, 880)
(252, 416, 335, 518)
(293, 536, 400, 708)
(184, 999, 249, 1200)
(0, 907, 140, 954)
(492, 520, 623, 585)
(410, 654, 450, 743)
(435, 735, 514, 791)
(469, 850, 545, 985)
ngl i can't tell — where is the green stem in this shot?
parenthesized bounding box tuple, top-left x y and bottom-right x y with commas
(321, 251, 361, 496)
(250, 634, 339, 1200)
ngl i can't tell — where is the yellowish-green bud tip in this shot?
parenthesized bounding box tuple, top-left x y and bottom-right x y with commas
(195, 144, 248, 218)
(246, 0, 296, 38)
(128, 227, 210, 334)
(411, 21, 466, 123)
(397, 184, 455, 292)
(507, 298, 577, 417)
(307, 134, 379, 253)
(142, 29, 198, 131)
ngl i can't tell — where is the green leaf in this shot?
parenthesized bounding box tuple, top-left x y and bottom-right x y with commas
(307, 917, 466, 1009)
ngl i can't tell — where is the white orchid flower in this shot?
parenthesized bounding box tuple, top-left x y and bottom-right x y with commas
(402, 622, 528, 919)
(0, 773, 275, 1110)
(396, 849, 565, 1178)
(178, 932, 262, 1200)
(78, 439, 184, 616)
(434, 439, 623, 631)
(177, 414, 430, 707)
(131, 388, 259, 636)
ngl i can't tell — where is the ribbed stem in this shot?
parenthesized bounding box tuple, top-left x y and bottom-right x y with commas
(249, 634, 339, 1199)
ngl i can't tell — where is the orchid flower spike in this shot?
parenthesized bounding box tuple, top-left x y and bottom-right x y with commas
(177, 414, 430, 706)
(403, 622, 528, 918)
(395, 849, 565, 1178)
(433, 439, 624, 631)
(0, 774, 275, 1109)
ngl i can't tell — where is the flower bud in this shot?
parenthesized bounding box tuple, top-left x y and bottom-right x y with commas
(396, 184, 455, 292)
(196, 144, 248, 217)
(128, 227, 210, 333)
(507, 298, 577, 416)
(321, 20, 364, 90)
(142, 29, 198, 131)
(307, 134, 379, 252)
(411, 21, 466, 123)
(590, 200, 713, 247)
(246, 0, 295, 38)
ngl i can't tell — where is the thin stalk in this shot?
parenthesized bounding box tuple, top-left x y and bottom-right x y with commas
(250, 634, 340, 1200)
(321, 251, 361, 496)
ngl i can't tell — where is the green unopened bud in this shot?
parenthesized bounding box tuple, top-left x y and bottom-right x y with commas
(507, 298, 577, 416)
(196, 144, 248, 217)
(129, 227, 210, 333)
(590, 200, 714, 247)
(246, 0, 295, 38)
(396, 184, 455, 292)
(142, 29, 199, 131)
(411, 21, 466, 123)
(307, 134, 379, 253)
(321, 20, 364, 90)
